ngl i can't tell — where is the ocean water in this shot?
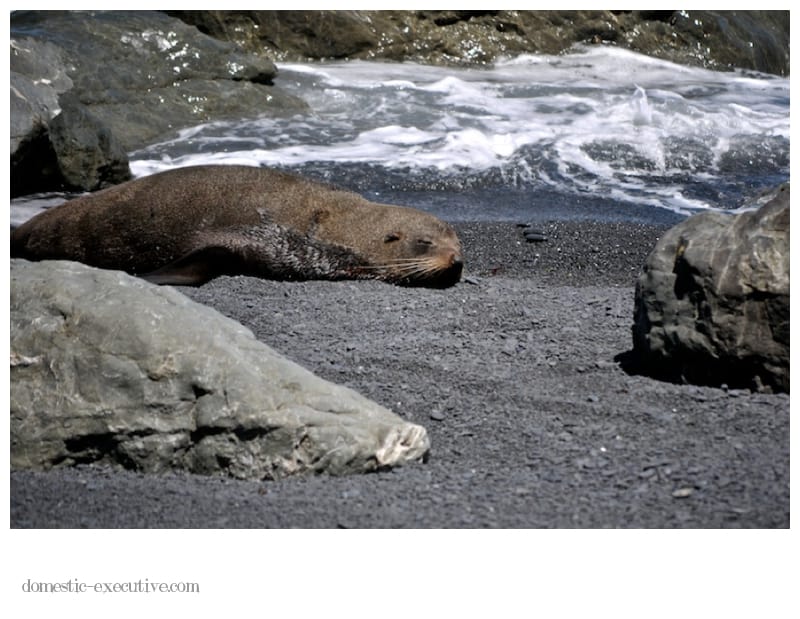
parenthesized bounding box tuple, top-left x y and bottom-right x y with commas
(14, 45, 790, 226)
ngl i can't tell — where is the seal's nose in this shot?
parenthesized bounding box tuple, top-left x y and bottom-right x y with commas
(449, 253, 464, 282)
(449, 250, 464, 269)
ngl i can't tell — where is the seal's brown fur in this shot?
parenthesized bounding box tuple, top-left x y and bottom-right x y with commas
(11, 165, 463, 287)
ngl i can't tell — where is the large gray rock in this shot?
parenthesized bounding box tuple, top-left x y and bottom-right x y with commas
(28, 93, 132, 196)
(632, 185, 789, 393)
(10, 260, 430, 479)
(10, 10, 308, 196)
(9, 38, 71, 153)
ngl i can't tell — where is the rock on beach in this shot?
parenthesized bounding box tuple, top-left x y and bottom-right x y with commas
(632, 185, 789, 393)
(11, 259, 430, 480)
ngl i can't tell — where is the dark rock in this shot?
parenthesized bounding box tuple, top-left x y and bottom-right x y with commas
(524, 230, 548, 243)
(11, 259, 430, 479)
(10, 10, 309, 196)
(169, 10, 789, 75)
(11, 92, 133, 198)
(632, 184, 789, 393)
(45, 94, 131, 192)
(10, 11, 305, 151)
(10, 36, 75, 197)
(9, 38, 71, 152)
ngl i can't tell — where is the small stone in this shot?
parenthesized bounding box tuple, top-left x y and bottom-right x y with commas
(524, 230, 548, 243)
(587, 395, 599, 403)
(463, 276, 481, 285)
(672, 487, 695, 498)
(429, 410, 446, 421)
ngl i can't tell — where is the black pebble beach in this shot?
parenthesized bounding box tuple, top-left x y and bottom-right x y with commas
(10, 220, 789, 528)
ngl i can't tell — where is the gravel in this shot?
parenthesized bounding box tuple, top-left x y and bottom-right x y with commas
(10, 220, 790, 528)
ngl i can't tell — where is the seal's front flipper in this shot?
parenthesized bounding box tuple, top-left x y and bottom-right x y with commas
(141, 246, 245, 286)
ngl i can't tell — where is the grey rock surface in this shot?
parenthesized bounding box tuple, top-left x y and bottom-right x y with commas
(170, 10, 790, 75)
(9, 38, 71, 152)
(10, 259, 429, 479)
(44, 93, 132, 193)
(632, 185, 789, 392)
(10, 10, 307, 195)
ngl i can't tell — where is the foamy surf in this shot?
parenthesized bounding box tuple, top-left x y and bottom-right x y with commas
(125, 45, 787, 218)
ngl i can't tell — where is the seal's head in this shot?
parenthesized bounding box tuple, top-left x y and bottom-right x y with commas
(322, 203, 463, 288)
(372, 218, 463, 288)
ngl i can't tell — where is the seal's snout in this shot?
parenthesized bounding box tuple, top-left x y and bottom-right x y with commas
(447, 250, 464, 275)
(430, 247, 463, 288)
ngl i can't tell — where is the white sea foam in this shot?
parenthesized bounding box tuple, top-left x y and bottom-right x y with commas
(129, 45, 789, 216)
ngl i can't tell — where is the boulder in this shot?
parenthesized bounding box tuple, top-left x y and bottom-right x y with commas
(9, 37, 71, 154)
(632, 185, 789, 393)
(12, 93, 132, 198)
(10, 10, 308, 195)
(169, 10, 380, 60)
(10, 260, 430, 479)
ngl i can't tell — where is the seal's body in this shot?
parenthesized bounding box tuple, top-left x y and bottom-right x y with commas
(11, 165, 463, 287)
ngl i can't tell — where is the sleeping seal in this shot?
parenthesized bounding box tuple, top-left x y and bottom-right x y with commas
(11, 165, 464, 288)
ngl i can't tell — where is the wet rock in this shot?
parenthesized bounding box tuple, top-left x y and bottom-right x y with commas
(10, 259, 430, 480)
(168, 10, 380, 60)
(9, 38, 70, 153)
(12, 91, 131, 198)
(632, 185, 789, 393)
(10, 10, 308, 195)
(170, 10, 789, 75)
(47, 94, 131, 191)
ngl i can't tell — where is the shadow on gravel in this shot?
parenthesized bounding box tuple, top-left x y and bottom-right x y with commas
(613, 349, 783, 394)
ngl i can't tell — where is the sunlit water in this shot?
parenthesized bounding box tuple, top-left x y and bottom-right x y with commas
(13, 45, 789, 225)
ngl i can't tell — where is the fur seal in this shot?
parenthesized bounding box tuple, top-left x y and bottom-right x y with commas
(11, 165, 463, 288)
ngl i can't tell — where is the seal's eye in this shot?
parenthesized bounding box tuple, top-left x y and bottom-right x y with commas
(384, 233, 402, 243)
(416, 238, 433, 247)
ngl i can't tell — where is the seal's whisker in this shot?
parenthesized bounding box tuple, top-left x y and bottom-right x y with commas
(358, 260, 431, 272)
(392, 264, 441, 277)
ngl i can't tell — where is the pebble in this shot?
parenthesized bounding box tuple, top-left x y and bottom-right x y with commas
(524, 230, 548, 243)
(429, 410, 446, 421)
(727, 389, 749, 398)
(672, 487, 695, 498)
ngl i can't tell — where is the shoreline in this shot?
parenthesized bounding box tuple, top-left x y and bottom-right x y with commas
(10, 219, 789, 528)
